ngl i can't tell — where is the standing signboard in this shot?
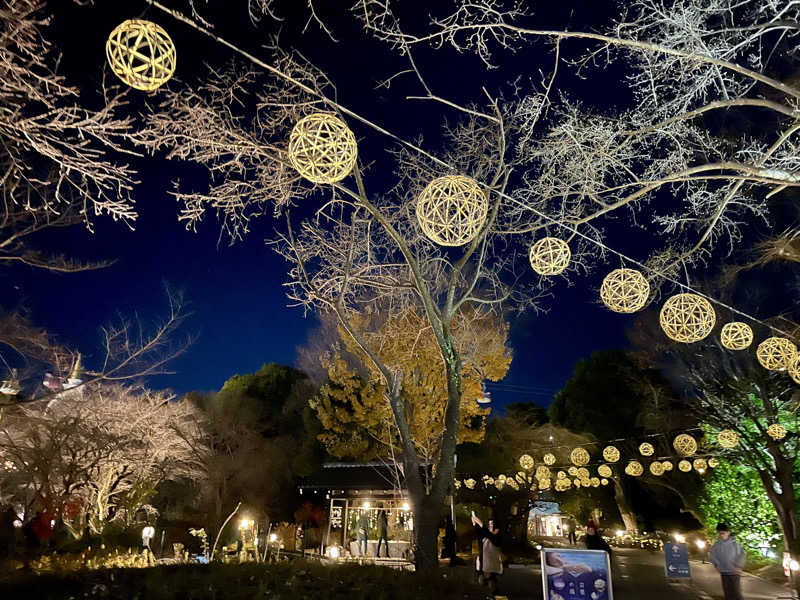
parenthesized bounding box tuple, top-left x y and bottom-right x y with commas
(541, 548, 613, 600)
(664, 542, 691, 578)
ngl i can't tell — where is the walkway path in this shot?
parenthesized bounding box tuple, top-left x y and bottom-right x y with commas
(456, 547, 796, 599)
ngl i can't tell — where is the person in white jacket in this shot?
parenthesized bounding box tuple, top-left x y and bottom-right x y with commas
(709, 523, 745, 600)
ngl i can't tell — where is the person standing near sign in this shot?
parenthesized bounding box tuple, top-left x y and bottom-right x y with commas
(710, 523, 745, 600)
(472, 512, 503, 594)
(584, 520, 612, 557)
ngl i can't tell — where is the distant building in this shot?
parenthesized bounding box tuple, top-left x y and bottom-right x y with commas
(528, 500, 570, 538)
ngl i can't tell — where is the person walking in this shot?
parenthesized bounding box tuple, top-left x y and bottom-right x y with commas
(375, 510, 389, 558)
(472, 513, 503, 594)
(567, 518, 577, 545)
(356, 511, 370, 556)
(584, 520, 612, 557)
(710, 523, 745, 600)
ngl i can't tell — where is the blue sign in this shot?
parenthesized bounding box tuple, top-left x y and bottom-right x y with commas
(541, 548, 614, 600)
(664, 542, 691, 578)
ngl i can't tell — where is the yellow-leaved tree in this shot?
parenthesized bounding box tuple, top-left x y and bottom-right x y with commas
(311, 307, 511, 467)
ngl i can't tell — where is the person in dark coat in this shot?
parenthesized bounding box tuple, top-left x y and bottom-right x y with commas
(584, 520, 612, 556)
(356, 511, 370, 556)
(472, 514, 503, 594)
(376, 510, 389, 558)
(0, 505, 17, 561)
(441, 515, 457, 566)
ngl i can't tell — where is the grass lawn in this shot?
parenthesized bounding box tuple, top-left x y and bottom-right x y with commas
(0, 560, 490, 600)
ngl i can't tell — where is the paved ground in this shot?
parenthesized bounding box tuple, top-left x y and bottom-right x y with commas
(456, 547, 796, 599)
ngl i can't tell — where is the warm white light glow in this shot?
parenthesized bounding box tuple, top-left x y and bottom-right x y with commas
(329, 545, 341, 559)
(673, 533, 685, 543)
(616, 530, 624, 537)
(402, 502, 410, 511)
(269, 533, 278, 543)
(696, 540, 706, 549)
(791, 559, 800, 572)
(363, 501, 371, 509)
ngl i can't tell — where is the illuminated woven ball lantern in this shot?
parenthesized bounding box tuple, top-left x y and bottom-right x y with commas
(649, 461, 664, 476)
(639, 442, 654, 456)
(536, 466, 551, 480)
(659, 293, 716, 343)
(454, 480, 461, 489)
(790, 358, 800, 385)
(106, 20, 176, 91)
(597, 464, 612, 478)
(693, 458, 708, 472)
(717, 429, 739, 449)
(464, 478, 476, 489)
(678, 459, 692, 472)
(602, 446, 620, 463)
(543, 453, 556, 466)
(601, 478, 609, 486)
(707, 457, 719, 468)
(767, 424, 787, 441)
(519, 454, 535, 470)
(570, 447, 590, 466)
(289, 113, 358, 184)
(529, 237, 571, 276)
(557, 471, 567, 480)
(416, 175, 488, 246)
(625, 461, 643, 477)
(591, 477, 600, 487)
(577, 467, 590, 480)
(568, 466, 578, 476)
(600, 268, 650, 313)
(720, 322, 753, 350)
(661, 460, 673, 472)
(573, 479, 582, 488)
(538, 478, 551, 490)
(756, 337, 798, 371)
(673, 434, 697, 456)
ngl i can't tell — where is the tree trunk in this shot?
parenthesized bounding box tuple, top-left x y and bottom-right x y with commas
(758, 458, 800, 593)
(412, 494, 442, 571)
(612, 478, 637, 531)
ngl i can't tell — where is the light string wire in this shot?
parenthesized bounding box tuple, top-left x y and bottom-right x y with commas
(148, 1, 796, 340)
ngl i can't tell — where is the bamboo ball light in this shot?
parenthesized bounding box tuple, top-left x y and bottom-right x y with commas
(416, 175, 488, 246)
(529, 237, 571, 276)
(557, 471, 567, 480)
(591, 477, 600, 487)
(577, 467, 590, 480)
(536, 466, 551, 480)
(756, 337, 798, 371)
(601, 478, 609, 486)
(678, 459, 692, 472)
(519, 454, 535, 470)
(289, 113, 358, 184)
(602, 446, 620, 463)
(639, 442, 655, 456)
(600, 268, 650, 313)
(597, 464, 612, 478)
(464, 478, 476, 489)
(717, 429, 739, 449)
(767, 424, 787, 440)
(543, 453, 556, 466)
(568, 466, 578, 476)
(106, 20, 176, 91)
(673, 434, 697, 456)
(625, 461, 643, 477)
(570, 447, 590, 466)
(659, 293, 716, 343)
(573, 479, 582, 488)
(790, 358, 800, 385)
(649, 461, 664, 476)
(707, 457, 719, 468)
(538, 478, 551, 490)
(693, 458, 708, 472)
(662, 460, 673, 472)
(720, 322, 753, 350)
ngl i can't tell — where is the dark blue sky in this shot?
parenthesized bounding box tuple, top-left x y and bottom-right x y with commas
(4, 0, 724, 410)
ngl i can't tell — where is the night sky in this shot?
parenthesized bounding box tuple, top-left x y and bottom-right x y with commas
(4, 1, 787, 410)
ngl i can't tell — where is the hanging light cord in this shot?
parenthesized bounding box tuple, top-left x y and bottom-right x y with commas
(146, 1, 795, 339)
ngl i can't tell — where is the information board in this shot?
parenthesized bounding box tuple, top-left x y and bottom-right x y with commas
(664, 542, 691, 578)
(541, 547, 613, 600)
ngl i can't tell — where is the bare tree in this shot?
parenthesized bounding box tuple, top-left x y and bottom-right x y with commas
(137, 0, 800, 569)
(0, 383, 207, 535)
(0, 0, 141, 273)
